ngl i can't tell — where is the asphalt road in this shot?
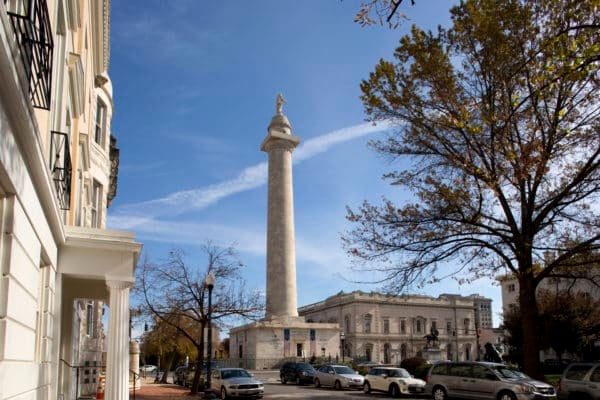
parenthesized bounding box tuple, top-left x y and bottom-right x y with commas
(263, 382, 429, 399)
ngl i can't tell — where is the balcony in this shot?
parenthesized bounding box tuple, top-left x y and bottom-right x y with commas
(107, 135, 119, 207)
(50, 131, 72, 210)
(6, 0, 54, 109)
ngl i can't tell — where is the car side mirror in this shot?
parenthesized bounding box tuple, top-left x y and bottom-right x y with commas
(381, 374, 388, 379)
(329, 371, 335, 374)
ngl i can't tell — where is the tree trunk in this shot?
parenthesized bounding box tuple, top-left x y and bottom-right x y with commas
(518, 273, 542, 379)
(159, 352, 176, 383)
(190, 321, 207, 394)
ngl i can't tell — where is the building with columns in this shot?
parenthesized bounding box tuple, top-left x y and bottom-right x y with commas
(1, 1, 141, 400)
(298, 291, 490, 364)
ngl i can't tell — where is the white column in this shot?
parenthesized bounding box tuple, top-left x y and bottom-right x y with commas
(105, 280, 131, 400)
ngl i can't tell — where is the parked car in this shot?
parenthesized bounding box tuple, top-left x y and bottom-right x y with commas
(139, 364, 157, 373)
(279, 361, 316, 385)
(558, 362, 600, 400)
(425, 361, 556, 400)
(363, 366, 426, 397)
(208, 367, 264, 399)
(314, 364, 364, 390)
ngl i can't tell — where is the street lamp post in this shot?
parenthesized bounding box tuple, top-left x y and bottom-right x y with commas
(340, 332, 345, 363)
(204, 271, 216, 399)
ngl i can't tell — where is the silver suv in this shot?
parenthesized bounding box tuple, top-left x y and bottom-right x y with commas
(558, 362, 600, 400)
(425, 361, 556, 400)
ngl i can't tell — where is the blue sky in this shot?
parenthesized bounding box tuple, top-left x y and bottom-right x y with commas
(107, 0, 503, 329)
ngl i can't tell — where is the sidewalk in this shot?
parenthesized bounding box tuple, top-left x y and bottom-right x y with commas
(130, 380, 198, 400)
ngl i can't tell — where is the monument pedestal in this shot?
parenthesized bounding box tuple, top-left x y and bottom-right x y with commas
(230, 317, 340, 370)
(422, 346, 444, 362)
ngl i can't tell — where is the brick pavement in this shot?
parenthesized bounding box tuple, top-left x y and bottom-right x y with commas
(130, 382, 202, 400)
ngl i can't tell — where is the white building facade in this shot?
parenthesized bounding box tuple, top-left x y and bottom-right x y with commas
(298, 291, 489, 364)
(1, 1, 141, 400)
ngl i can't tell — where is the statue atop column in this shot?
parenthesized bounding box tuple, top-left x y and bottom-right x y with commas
(276, 93, 286, 115)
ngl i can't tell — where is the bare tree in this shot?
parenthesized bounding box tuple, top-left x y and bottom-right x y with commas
(138, 243, 264, 393)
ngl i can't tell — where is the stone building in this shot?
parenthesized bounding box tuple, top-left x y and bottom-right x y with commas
(1, 1, 141, 400)
(298, 291, 490, 364)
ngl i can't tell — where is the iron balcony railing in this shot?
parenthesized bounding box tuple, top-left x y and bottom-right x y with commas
(6, 0, 53, 109)
(50, 131, 72, 210)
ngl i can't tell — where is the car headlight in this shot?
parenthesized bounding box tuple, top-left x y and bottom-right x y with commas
(520, 384, 534, 394)
(227, 384, 238, 389)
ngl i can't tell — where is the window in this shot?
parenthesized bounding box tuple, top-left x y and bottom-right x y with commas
(383, 343, 391, 364)
(431, 320, 437, 332)
(400, 344, 407, 360)
(383, 318, 390, 334)
(91, 180, 102, 228)
(507, 283, 516, 292)
(365, 344, 373, 361)
(344, 315, 350, 333)
(416, 319, 422, 334)
(465, 343, 472, 360)
(86, 302, 96, 337)
(296, 343, 303, 357)
(238, 345, 243, 358)
(364, 314, 372, 334)
(95, 98, 106, 146)
(464, 318, 470, 332)
(446, 344, 453, 360)
(400, 319, 406, 334)
(447, 321, 452, 334)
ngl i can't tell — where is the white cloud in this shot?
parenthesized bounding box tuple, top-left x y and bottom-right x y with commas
(111, 121, 391, 220)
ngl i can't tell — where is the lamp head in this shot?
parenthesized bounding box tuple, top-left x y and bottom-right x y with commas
(205, 271, 216, 289)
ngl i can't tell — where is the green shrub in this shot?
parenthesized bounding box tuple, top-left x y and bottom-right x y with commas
(400, 357, 428, 376)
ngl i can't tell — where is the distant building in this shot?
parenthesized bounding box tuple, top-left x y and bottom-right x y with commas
(298, 291, 493, 364)
(1, 1, 141, 399)
(498, 273, 600, 314)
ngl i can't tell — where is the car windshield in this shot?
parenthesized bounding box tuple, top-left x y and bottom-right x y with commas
(222, 369, 251, 379)
(333, 366, 355, 374)
(387, 369, 411, 378)
(493, 365, 530, 380)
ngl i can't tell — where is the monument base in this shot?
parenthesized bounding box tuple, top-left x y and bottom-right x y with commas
(422, 347, 444, 362)
(229, 317, 340, 370)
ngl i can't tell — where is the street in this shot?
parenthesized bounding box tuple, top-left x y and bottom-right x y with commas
(263, 382, 428, 399)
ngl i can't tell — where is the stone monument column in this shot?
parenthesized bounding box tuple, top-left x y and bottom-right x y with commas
(261, 94, 301, 320)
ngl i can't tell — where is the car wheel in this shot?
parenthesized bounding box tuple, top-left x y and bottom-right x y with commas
(334, 380, 342, 390)
(498, 391, 517, 400)
(363, 382, 371, 394)
(281, 375, 287, 384)
(390, 383, 400, 398)
(314, 378, 321, 388)
(432, 385, 448, 400)
(220, 386, 228, 400)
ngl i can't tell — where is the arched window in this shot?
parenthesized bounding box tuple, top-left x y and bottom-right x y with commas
(463, 318, 470, 333)
(344, 315, 350, 333)
(365, 343, 373, 361)
(446, 344, 453, 361)
(383, 343, 391, 364)
(400, 344, 407, 360)
(465, 343, 472, 360)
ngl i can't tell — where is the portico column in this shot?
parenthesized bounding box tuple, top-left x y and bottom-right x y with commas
(106, 280, 132, 400)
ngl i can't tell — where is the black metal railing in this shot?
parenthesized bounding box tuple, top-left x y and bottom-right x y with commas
(50, 131, 72, 210)
(6, 0, 53, 109)
(107, 135, 119, 207)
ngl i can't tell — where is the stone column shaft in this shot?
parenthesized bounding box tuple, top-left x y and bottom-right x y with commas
(265, 146, 298, 318)
(105, 280, 131, 400)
